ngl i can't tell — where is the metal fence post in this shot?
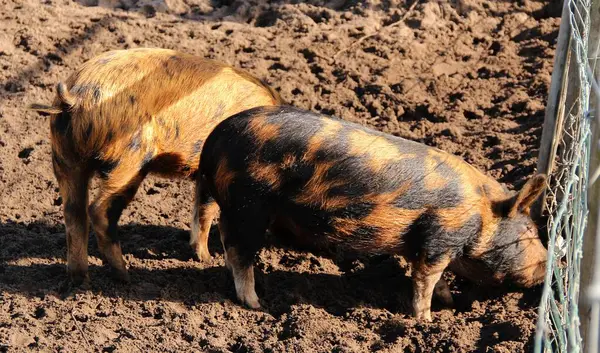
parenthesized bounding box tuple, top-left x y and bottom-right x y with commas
(580, 1, 600, 351)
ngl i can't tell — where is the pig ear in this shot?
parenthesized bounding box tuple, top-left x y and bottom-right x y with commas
(507, 174, 547, 216)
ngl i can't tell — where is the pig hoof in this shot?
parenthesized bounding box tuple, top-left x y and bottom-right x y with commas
(193, 246, 212, 262)
(417, 315, 432, 322)
(199, 252, 213, 262)
(111, 268, 131, 284)
(414, 311, 433, 322)
(244, 296, 261, 310)
(237, 289, 261, 309)
(60, 277, 90, 296)
(68, 271, 90, 288)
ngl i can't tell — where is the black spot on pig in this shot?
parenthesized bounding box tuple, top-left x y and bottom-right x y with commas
(51, 110, 71, 136)
(279, 201, 336, 236)
(106, 188, 137, 242)
(129, 130, 142, 151)
(84, 123, 93, 140)
(278, 163, 316, 194)
(96, 158, 119, 179)
(163, 62, 175, 77)
(331, 200, 375, 220)
(51, 150, 69, 171)
(141, 151, 154, 170)
(192, 140, 203, 156)
(404, 212, 482, 263)
(211, 131, 256, 174)
(350, 224, 380, 242)
(392, 159, 463, 210)
(93, 87, 101, 102)
(71, 84, 101, 103)
(325, 162, 376, 198)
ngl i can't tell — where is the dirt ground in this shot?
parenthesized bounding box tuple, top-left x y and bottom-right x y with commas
(0, 0, 561, 351)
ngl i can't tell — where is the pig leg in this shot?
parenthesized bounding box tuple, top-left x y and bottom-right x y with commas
(218, 209, 269, 309)
(412, 256, 452, 321)
(218, 220, 232, 272)
(88, 165, 146, 282)
(190, 178, 219, 262)
(53, 153, 92, 285)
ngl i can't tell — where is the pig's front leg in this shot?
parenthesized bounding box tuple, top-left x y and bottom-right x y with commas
(412, 256, 452, 321)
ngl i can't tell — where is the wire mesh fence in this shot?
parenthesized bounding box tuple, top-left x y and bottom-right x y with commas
(533, 0, 598, 352)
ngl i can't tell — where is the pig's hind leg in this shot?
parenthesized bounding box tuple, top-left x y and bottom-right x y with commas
(88, 161, 147, 282)
(190, 177, 220, 262)
(52, 152, 92, 286)
(218, 205, 270, 310)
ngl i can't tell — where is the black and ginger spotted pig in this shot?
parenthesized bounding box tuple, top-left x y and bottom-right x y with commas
(29, 48, 282, 285)
(196, 105, 548, 321)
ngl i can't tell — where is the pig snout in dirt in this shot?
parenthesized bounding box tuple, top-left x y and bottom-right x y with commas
(450, 175, 548, 289)
(27, 48, 282, 286)
(196, 105, 548, 321)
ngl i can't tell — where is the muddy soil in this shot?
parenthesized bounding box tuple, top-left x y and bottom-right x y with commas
(0, 0, 560, 351)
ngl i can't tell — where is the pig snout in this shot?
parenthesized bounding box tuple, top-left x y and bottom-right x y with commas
(451, 223, 548, 288)
(513, 242, 547, 287)
(509, 222, 548, 287)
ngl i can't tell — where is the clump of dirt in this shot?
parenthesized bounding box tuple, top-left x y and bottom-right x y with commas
(0, 0, 559, 351)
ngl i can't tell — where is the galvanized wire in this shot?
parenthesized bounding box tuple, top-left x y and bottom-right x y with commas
(582, 45, 600, 353)
(534, 0, 594, 352)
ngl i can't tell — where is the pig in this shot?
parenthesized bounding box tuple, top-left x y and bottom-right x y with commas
(195, 105, 548, 321)
(28, 48, 282, 285)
